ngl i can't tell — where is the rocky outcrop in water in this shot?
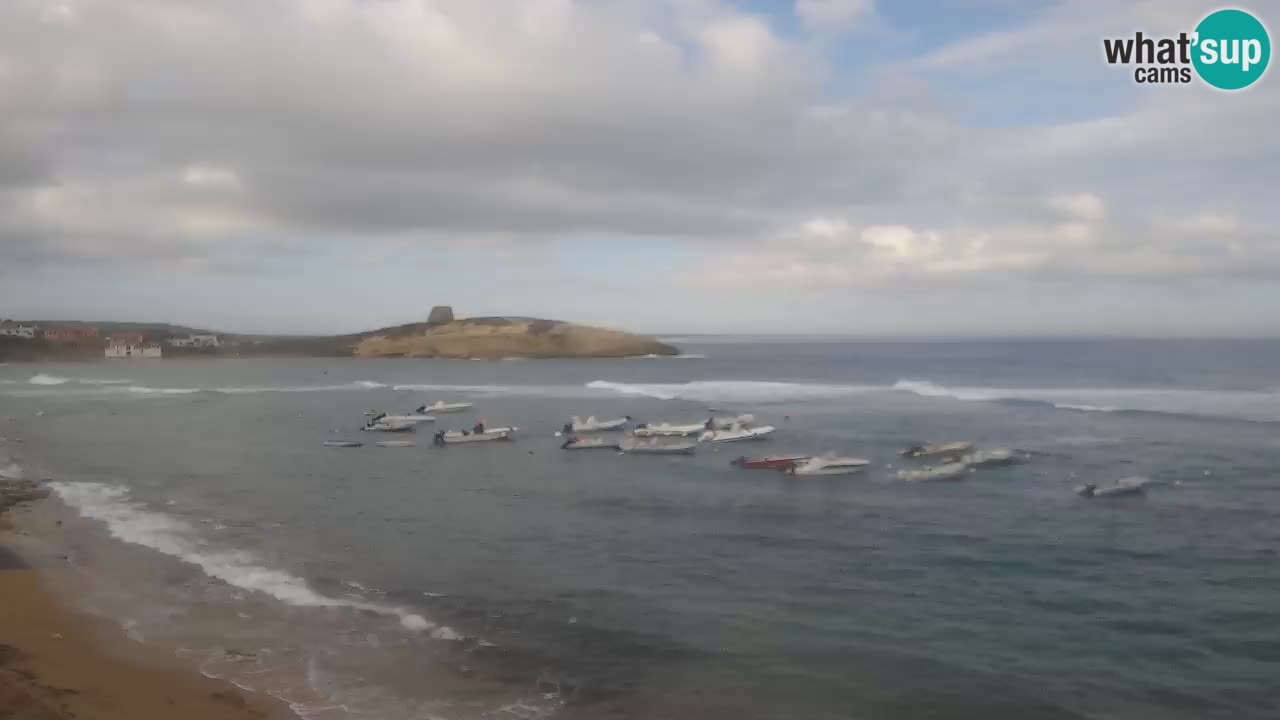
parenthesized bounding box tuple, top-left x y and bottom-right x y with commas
(354, 317, 677, 359)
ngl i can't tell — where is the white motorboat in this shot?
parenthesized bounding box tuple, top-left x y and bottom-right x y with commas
(899, 441, 974, 459)
(959, 448, 1015, 467)
(632, 421, 707, 437)
(378, 413, 436, 424)
(362, 420, 416, 433)
(707, 413, 755, 430)
(619, 438, 697, 455)
(699, 424, 776, 443)
(420, 401, 474, 414)
(788, 454, 869, 476)
(433, 427, 516, 445)
(562, 416, 631, 433)
(1076, 476, 1149, 498)
(323, 440, 364, 448)
(560, 435, 621, 450)
(897, 462, 969, 482)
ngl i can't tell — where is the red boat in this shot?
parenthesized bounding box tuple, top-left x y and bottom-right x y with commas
(731, 455, 811, 470)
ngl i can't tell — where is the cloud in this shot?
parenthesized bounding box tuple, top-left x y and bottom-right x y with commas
(0, 0, 1277, 336)
(794, 0, 876, 33)
(1047, 193, 1106, 222)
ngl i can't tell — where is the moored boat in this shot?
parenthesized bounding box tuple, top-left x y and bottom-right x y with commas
(899, 441, 974, 459)
(707, 413, 755, 430)
(897, 462, 969, 482)
(788, 455, 869, 476)
(375, 440, 416, 448)
(563, 416, 631, 433)
(433, 427, 516, 445)
(699, 424, 776, 443)
(421, 401, 474, 413)
(560, 435, 621, 450)
(323, 440, 364, 448)
(1075, 476, 1149, 497)
(619, 438, 697, 455)
(960, 448, 1015, 467)
(731, 454, 811, 470)
(362, 420, 416, 433)
(632, 421, 706, 437)
(374, 413, 435, 425)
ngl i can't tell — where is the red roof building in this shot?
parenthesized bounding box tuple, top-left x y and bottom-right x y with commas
(44, 326, 100, 343)
(109, 331, 146, 346)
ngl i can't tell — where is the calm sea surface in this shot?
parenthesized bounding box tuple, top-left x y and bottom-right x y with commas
(2, 339, 1279, 719)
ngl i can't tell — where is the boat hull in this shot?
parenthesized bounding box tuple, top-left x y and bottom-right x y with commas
(382, 414, 436, 424)
(362, 423, 415, 433)
(791, 465, 867, 476)
(899, 442, 974, 459)
(633, 424, 704, 437)
(732, 455, 810, 470)
(897, 463, 969, 482)
(439, 430, 512, 444)
(424, 403, 473, 413)
(620, 441, 696, 455)
(562, 438, 621, 450)
(700, 426, 775, 443)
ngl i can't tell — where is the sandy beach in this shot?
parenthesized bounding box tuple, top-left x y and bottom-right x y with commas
(1, 486, 290, 720)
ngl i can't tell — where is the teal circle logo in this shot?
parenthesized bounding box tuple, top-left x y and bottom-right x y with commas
(1192, 9, 1270, 90)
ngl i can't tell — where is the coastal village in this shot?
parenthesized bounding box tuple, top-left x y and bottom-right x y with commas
(0, 319, 219, 359)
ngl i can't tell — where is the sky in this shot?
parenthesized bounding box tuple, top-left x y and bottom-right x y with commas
(0, 0, 1277, 336)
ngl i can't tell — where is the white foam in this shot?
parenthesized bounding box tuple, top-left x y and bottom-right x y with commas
(215, 382, 384, 394)
(891, 378, 1280, 423)
(0, 462, 23, 480)
(80, 378, 132, 385)
(29, 373, 70, 385)
(49, 482, 457, 638)
(127, 386, 202, 395)
(586, 379, 879, 403)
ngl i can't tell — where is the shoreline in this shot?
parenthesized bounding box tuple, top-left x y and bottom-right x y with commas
(0, 490, 293, 720)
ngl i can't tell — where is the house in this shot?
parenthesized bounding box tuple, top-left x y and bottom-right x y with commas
(105, 341, 163, 359)
(45, 325, 100, 343)
(0, 321, 38, 339)
(168, 333, 220, 348)
(109, 331, 147, 346)
(189, 334, 220, 348)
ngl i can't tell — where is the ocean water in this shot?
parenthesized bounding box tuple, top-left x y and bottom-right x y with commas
(2, 339, 1279, 719)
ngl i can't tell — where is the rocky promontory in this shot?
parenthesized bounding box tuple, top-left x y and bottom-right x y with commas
(354, 316, 677, 359)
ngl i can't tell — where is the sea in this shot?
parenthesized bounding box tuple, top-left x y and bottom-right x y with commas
(1, 338, 1278, 720)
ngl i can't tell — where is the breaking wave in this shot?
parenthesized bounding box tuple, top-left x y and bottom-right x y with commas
(585, 377, 1280, 422)
(49, 481, 456, 637)
(585, 379, 880, 402)
(28, 373, 70, 385)
(891, 379, 1280, 423)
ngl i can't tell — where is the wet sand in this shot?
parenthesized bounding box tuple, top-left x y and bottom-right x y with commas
(1, 489, 290, 720)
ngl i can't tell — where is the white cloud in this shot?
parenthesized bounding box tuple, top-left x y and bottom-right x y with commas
(0, 0, 1277, 335)
(795, 0, 876, 33)
(1047, 192, 1106, 222)
(182, 164, 242, 191)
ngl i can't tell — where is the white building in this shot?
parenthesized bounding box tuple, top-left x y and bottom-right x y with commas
(106, 342, 163, 359)
(168, 333, 220, 348)
(0, 322, 38, 339)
